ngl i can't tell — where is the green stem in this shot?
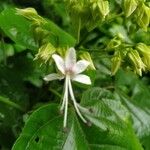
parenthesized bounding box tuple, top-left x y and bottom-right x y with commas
(1, 38, 7, 65)
(0, 96, 24, 112)
(77, 17, 81, 44)
(75, 30, 89, 49)
(49, 88, 62, 98)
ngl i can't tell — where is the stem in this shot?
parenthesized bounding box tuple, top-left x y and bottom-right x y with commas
(77, 17, 81, 44)
(75, 29, 89, 49)
(49, 88, 62, 98)
(0, 96, 24, 112)
(68, 79, 87, 123)
(1, 38, 7, 65)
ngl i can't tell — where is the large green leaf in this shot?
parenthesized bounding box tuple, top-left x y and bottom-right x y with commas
(43, 19, 76, 47)
(0, 8, 76, 52)
(81, 87, 143, 150)
(12, 104, 89, 150)
(0, 8, 38, 50)
(116, 92, 150, 138)
(12, 88, 143, 150)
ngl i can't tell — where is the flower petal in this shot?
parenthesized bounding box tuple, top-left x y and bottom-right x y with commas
(74, 60, 90, 74)
(72, 74, 91, 85)
(65, 47, 76, 69)
(44, 73, 64, 81)
(52, 54, 65, 74)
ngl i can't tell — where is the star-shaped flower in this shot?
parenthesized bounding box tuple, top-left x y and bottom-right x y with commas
(44, 47, 91, 128)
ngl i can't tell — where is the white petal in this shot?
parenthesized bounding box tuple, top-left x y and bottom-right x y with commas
(65, 47, 76, 69)
(44, 73, 64, 81)
(52, 54, 65, 74)
(74, 60, 90, 74)
(72, 74, 91, 85)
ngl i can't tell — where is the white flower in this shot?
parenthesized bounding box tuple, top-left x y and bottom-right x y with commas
(44, 47, 91, 128)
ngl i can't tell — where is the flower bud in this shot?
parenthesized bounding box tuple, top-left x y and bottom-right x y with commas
(97, 0, 109, 19)
(142, 56, 150, 71)
(128, 49, 145, 76)
(107, 39, 122, 50)
(79, 51, 96, 70)
(136, 43, 150, 55)
(136, 43, 150, 70)
(56, 47, 67, 57)
(16, 8, 38, 17)
(135, 3, 150, 31)
(123, 0, 138, 17)
(33, 27, 50, 45)
(34, 43, 56, 64)
(16, 8, 45, 25)
(91, 1, 97, 11)
(111, 51, 122, 75)
(107, 34, 124, 50)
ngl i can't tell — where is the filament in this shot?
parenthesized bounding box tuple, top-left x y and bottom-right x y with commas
(63, 76, 69, 128)
(68, 78, 87, 123)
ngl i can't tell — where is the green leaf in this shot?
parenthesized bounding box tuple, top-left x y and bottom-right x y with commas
(115, 70, 150, 135)
(13, 88, 143, 150)
(0, 7, 76, 49)
(12, 104, 89, 150)
(141, 136, 150, 150)
(15, 7, 76, 47)
(43, 18, 76, 47)
(116, 92, 150, 138)
(115, 70, 150, 149)
(81, 87, 143, 150)
(0, 8, 38, 50)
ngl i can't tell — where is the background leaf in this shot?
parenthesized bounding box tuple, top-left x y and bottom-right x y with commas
(115, 70, 150, 150)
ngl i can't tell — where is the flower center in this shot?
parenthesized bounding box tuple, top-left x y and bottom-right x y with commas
(65, 68, 74, 75)
(65, 66, 74, 75)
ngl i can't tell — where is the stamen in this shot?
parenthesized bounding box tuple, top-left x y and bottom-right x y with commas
(60, 96, 65, 112)
(60, 74, 69, 111)
(68, 78, 87, 123)
(63, 76, 69, 128)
